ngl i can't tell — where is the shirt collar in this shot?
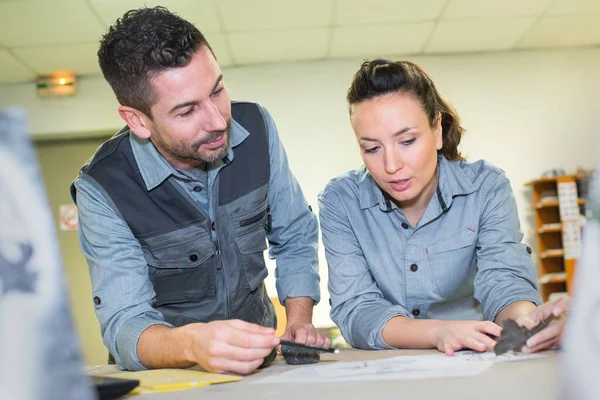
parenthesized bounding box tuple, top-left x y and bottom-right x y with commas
(129, 118, 249, 191)
(358, 154, 476, 211)
(436, 154, 476, 207)
(358, 167, 391, 212)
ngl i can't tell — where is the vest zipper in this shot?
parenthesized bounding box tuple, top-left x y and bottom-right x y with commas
(213, 234, 229, 319)
(211, 176, 230, 320)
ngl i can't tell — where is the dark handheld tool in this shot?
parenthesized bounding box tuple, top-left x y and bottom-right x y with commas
(494, 314, 555, 356)
(279, 340, 340, 365)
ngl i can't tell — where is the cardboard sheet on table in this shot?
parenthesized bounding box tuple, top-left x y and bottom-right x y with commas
(101, 369, 242, 394)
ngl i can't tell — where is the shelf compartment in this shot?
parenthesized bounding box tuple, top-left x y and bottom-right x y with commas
(535, 207, 561, 226)
(548, 292, 569, 302)
(539, 272, 567, 284)
(535, 198, 587, 209)
(541, 282, 567, 301)
(540, 249, 564, 259)
(526, 174, 587, 186)
(537, 223, 562, 233)
(538, 256, 566, 275)
(538, 232, 563, 254)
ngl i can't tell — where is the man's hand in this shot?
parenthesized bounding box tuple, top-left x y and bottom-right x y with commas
(432, 320, 502, 356)
(182, 320, 279, 375)
(281, 296, 330, 347)
(281, 322, 331, 347)
(516, 296, 569, 354)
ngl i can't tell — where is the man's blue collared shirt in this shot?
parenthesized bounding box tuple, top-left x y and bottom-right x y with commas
(74, 105, 319, 370)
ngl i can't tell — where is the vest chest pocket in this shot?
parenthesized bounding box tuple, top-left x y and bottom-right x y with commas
(426, 229, 477, 299)
(143, 233, 216, 307)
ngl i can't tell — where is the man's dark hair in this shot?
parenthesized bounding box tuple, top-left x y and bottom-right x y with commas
(347, 59, 465, 161)
(98, 6, 214, 119)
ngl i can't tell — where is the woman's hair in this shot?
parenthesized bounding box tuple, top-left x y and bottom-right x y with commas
(347, 59, 465, 161)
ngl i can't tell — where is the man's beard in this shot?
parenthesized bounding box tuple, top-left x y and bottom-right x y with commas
(158, 120, 232, 164)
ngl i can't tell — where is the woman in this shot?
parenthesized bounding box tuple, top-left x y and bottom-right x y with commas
(319, 59, 567, 355)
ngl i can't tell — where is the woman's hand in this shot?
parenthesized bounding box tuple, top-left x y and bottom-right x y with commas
(433, 320, 502, 355)
(515, 296, 569, 354)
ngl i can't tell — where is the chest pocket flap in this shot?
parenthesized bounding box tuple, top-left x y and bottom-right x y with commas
(427, 228, 477, 255)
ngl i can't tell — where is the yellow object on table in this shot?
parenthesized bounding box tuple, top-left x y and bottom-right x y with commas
(99, 368, 242, 395)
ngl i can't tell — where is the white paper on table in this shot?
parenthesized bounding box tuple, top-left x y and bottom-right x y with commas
(255, 351, 545, 384)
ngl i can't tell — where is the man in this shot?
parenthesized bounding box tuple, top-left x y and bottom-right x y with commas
(71, 6, 328, 375)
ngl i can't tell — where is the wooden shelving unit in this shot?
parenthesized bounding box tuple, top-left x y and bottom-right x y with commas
(526, 175, 585, 301)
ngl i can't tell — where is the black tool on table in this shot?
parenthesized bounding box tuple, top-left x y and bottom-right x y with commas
(494, 314, 555, 356)
(91, 376, 140, 400)
(279, 340, 340, 365)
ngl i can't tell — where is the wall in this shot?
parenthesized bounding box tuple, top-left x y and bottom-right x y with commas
(35, 137, 111, 365)
(3, 48, 599, 328)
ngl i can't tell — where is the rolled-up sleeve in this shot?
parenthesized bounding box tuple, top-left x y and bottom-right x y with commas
(474, 173, 543, 321)
(259, 106, 320, 305)
(74, 177, 171, 371)
(318, 186, 409, 349)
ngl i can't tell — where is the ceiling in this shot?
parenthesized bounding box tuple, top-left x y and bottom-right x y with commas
(1, 0, 600, 84)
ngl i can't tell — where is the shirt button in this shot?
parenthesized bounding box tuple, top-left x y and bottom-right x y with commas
(410, 264, 418, 272)
(412, 308, 420, 317)
(189, 254, 198, 262)
(401, 222, 409, 229)
(526, 246, 532, 254)
(193, 186, 202, 192)
(93, 296, 101, 305)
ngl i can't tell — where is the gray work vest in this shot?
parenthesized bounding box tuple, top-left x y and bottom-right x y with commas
(71, 102, 276, 331)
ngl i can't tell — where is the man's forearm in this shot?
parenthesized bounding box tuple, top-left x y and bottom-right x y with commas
(494, 301, 537, 326)
(136, 324, 196, 369)
(284, 296, 315, 325)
